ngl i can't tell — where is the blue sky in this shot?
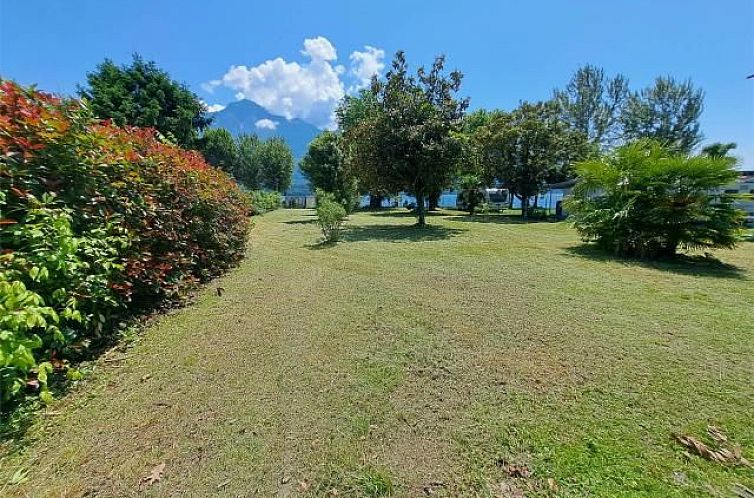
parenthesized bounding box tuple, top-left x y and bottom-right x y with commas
(1, 0, 752, 166)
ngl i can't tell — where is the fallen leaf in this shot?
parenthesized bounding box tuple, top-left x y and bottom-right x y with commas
(707, 426, 728, 444)
(505, 464, 531, 479)
(297, 480, 310, 492)
(141, 462, 165, 487)
(674, 430, 752, 467)
(216, 287, 225, 297)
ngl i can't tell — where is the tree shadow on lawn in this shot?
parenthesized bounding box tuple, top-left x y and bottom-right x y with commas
(450, 213, 561, 225)
(365, 209, 446, 219)
(564, 244, 748, 280)
(283, 218, 317, 225)
(342, 223, 466, 243)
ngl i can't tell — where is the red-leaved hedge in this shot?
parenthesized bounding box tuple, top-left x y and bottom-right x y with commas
(0, 81, 251, 405)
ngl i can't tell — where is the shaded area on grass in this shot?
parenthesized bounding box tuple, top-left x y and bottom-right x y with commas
(564, 244, 748, 280)
(343, 223, 466, 243)
(449, 213, 561, 225)
(283, 218, 317, 225)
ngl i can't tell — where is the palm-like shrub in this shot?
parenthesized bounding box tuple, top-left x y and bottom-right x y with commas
(566, 140, 743, 258)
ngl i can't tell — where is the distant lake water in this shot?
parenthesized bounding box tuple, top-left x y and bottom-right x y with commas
(358, 191, 567, 210)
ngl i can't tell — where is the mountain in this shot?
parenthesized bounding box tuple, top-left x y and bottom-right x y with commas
(209, 99, 320, 195)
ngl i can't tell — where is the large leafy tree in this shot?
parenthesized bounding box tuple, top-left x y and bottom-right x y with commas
(236, 134, 261, 189)
(79, 54, 210, 148)
(566, 140, 742, 258)
(553, 64, 629, 149)
(622, 77, 704, 154)
(199, 128, 238, 176)
(254, 137, 294, 192)
(477, 101, 591, 218)
(301, 131, 358, 211)
(347, 51, 468, 225)
(337, 89, 386, 208)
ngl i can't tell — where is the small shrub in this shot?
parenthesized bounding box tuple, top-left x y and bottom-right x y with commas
(316, 191, 347, 243)
(566, 140, 743, 258)
(456, 174, 485, 214)
(248, 190, 282, 215)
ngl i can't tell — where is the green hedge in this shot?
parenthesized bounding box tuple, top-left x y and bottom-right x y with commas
(0, 81, 251, 407)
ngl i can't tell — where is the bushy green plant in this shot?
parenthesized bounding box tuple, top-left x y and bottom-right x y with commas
(248, 190, 282, 215)
(315, 191, 347, 243)
(456, 174, 484, 214)
(0, 80, 251, 407)
(566, 140, 743, 258)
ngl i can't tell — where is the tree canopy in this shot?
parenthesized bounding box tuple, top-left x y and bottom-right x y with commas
(475, 101, 591, 218)
(553, 64, 629, 149)
(341, 51, 468, 225)
(300, 131, 358, 211)
(79, 54, 210, 148)
(254, 137, 294, 192)
(621, 77, 704, 154)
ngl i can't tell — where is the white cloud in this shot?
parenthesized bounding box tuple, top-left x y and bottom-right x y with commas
(255, 118, 278, 130)
(348, 46, 385, 92)
(204, 37, 385, 129)
(200, 100, 226, 113)
(302, 36, 337, 61)
(201, 80, 221, 94)
(205, 103, 226, 113)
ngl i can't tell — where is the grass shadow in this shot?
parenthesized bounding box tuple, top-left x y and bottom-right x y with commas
(343, 223, 465, 243)
(364, 209, 448, 219)
(306, 240, 340, 250)
(283, 218, 317, 225)
(450, 213, 561, 225)
(564, 244, 748, 280)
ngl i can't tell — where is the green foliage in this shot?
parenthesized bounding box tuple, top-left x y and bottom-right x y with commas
(198, 131, 293, 192)
(553, 64, 629, 148)
(475, 101, 592, 218)
(199, 128, 238, 175)
(301, 131, 358, 212)
(255, 137, 294, 192)
(339, 51, 468, 225)
(0, 81, 250, 407)
(701, 142, 737, 159)
(248, 190, 282, 215)
(566, 140, 743, 258)
(315, 190, 347, 243)
(622, 77, 704, 154)
(78, 54, 210, 148)
(235, 134, 261, 188)
(456, 174, 485, 215)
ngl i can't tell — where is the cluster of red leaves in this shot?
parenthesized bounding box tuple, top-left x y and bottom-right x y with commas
(1, 80, 251, 309)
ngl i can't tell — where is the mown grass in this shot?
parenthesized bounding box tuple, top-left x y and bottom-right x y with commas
(1, 209, 752, 497)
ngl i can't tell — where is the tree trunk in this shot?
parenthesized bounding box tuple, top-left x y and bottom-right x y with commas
(368, 194, 383, 209)
(415, 192, 426, 226)
(428, 191, 440, 211)
(521, 195, 529, 220)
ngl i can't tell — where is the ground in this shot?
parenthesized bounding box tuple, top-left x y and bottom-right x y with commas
(1, 209, 752, 498)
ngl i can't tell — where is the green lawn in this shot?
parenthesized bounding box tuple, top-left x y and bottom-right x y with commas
(1, 209, 753, 498)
